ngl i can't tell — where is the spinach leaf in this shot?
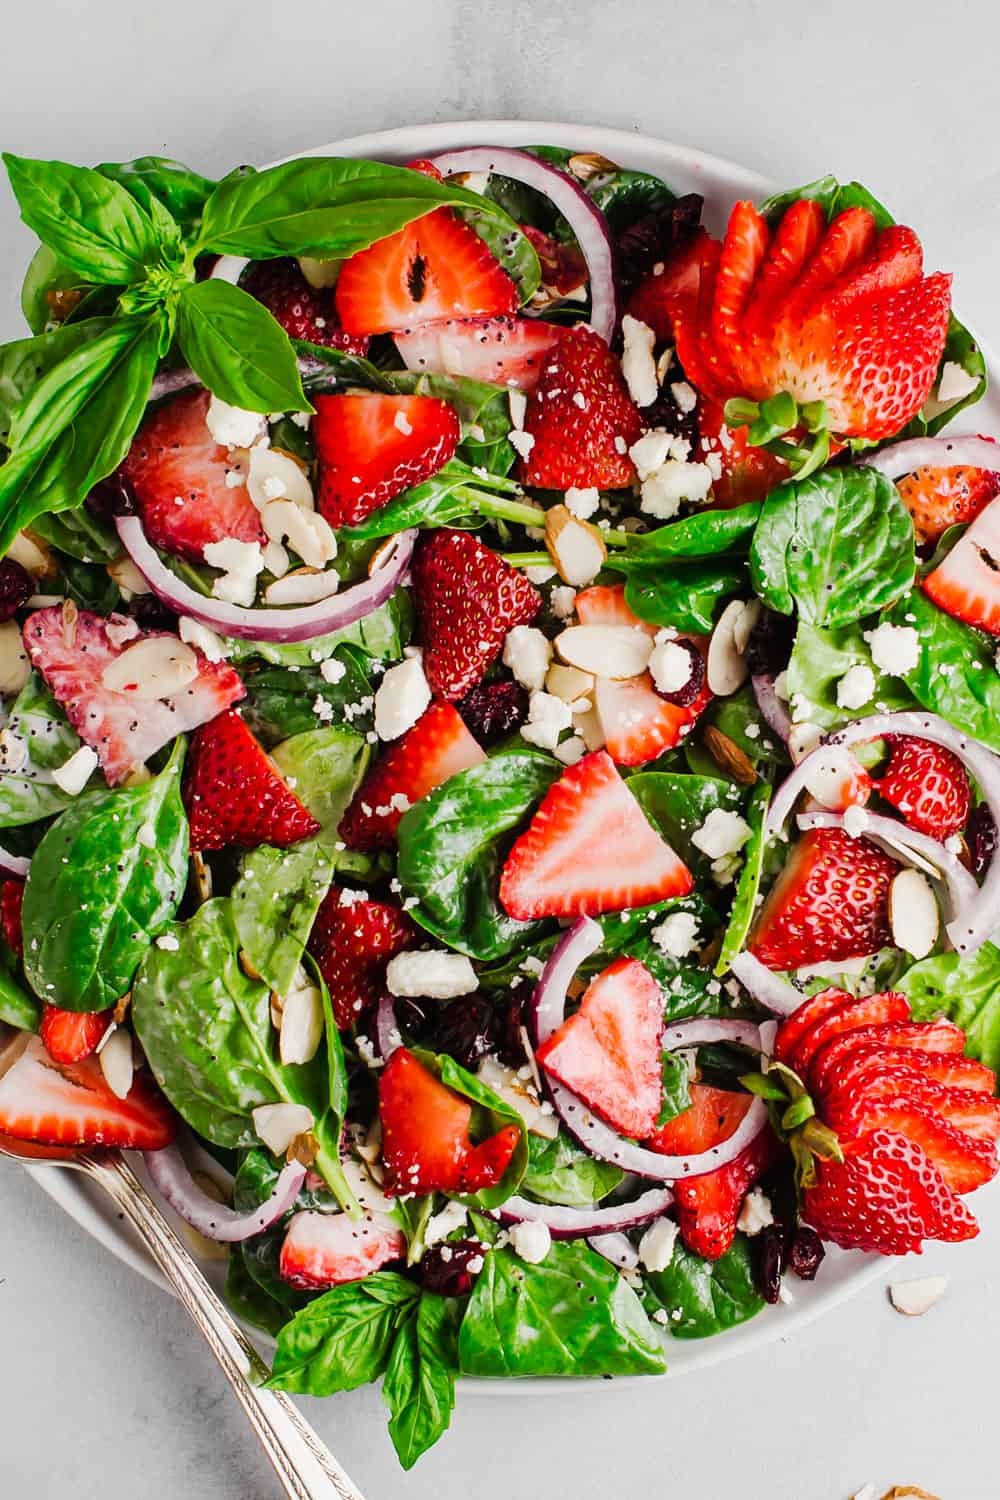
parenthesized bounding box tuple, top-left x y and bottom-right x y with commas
(589, 166, 676, 231)
(383, 1293, 458, 1470)
(621, 558, 747, 634)
(0, 942, 40, 1031)
(786, 618, 916, 731)
(96, 156, 216, 236)
(30, 503, 121, 563)
(701, 683, 788, 767)
(0, 673, 85, 827)
(22, 742, 188, 1011)
(759, 174, 894, 229)
(750, 466, 914, 629)
(0, 317, 115, 445)
(295, 338, 398, 395)
(910, 315, 987, 438)
(339, 460, 527, 542)
(897, 943, 1000, 1073)
(224, 1249, 290, 1338)
(396, 752, 560, 962)
(176, 279, 310, 414)
(458, 1242, 667, 1377)
(267, 1272, 420, 1394)
(715, 781, 771, 975)
(224, 591, 411, 667)
(233, 1147, 333, 1313)
(520, 1129, 624, 1207)
(242, 651, 373, 745)
(885, 587, 1000, 753)
(458, 206, 540, 305)
(626, 772, 744, 877)
(657, 1050, 693, 1126)
(643, 1234, 763, 1338)
(271, 725, 369, 842)
(196, 157, 514, 260)
(623, 502, 762, 563)
(3, 153, 171, 284)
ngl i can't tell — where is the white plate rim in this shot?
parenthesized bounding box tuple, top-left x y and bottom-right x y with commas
(24, 115, 1000, 1393)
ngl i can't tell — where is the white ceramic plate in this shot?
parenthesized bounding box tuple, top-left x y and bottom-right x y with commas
(26, 119, 1000, 1389)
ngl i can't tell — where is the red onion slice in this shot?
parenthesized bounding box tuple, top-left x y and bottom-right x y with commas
(661, 1017, 766, 1052)
(143, 1143, 305, 1242)
(751, 672, 792, 744)
(797, 809, 978, 919)
(0, 846, 30, 880)
(424, 147, 619, 344)
(375, 993, 401, 1060)
(116, 515, 415, 644)
(860, 436, 1000, 482)
(498, 1186, 672, 1240)
(728, 952, 806, 1017)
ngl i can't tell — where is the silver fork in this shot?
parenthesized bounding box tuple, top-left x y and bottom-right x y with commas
(2, 1135, 365, 1500)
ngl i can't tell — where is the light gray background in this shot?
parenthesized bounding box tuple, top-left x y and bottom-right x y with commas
(2, 2, 999, 1496)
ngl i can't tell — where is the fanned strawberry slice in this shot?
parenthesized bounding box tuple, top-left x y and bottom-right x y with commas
(923, 494, 1000, 635)
(818, 1045, 996, 1116)
(279, 1209, 405, 1289)
(897, 459, 1000, 544)
(240, 258, 369, 353)
(785, 990, 911, 1077)
(773, 986, 847, 1067)
(338, 701, 486, 851)
(535, 957, 664, 1138)
(411, 529, 542, 701)
(827, 224, 924, 305)
(748, 828, 897, 971)
(393, 315, 562, 390)
(826, 1071, 1000, 1144)
(184, 709, 321, 851)
(776, 206, 878, 327)
(314, 393, 460, 527)
(379, 1047, 520, 1195)
(24, 606, 245, 786)
(806, 1018, 967, 1098)
(874, 735, 971, 839)
(711, 201, 770, 358)
(307, 887, 417, 1029)
(645, 1084, 780, 1260)
(336, 209, 519, 336)
(120, 389, 265, 563)
(842, 1097, 997, 1195)
(518, 326, 644, 490)
(0, 1033, 175, 1149)
(40, 1006, 111, 1065)
(743, 199, 825, 338)
(499, 749, 693, 919)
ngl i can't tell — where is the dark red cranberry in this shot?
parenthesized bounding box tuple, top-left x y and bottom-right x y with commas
(744, 609, 796, 679)
(639, 366, 699, 450)
(653, 638, 705, 708)
(393, 996, 433, 1040)
(756, 1224, 787, 1304)
(968, 803, 996, 879)
(457, 679, 527, 746)
(86, 471, 135, 520)
(616, 193, 703, 298)
(495, 985, 530, 1069)
(787, 1226, 825, 1281)
(0, 559, 33, 621)
(125, 593, 176, 632)
(428, 994, 498, 1070)
(418, 1239, 484, 1297)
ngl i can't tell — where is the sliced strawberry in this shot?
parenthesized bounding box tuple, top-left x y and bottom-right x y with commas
(0, 1033, 175, 1149)
(801, 1128, 978, 1254)
(806, 1017, 967, 1099)
(671, 237, 732, 401)
(279, 1209, 405, 1289)
(378, 1047, 521, 1195)
(411, 529, 541, 701)
(519, 326, 644, 490)
(842, 1097, 997, 1194)
(0, 878, 23, 957)
(339, 701, 486, 851)
(743, 199, 825, 338)
(535, 957, 664, 1137)
(645, 1084, 779, 1260)
(923, 494, 1000, 635)
(574, 584, 658, 633)
(711, 201, 770, 359)
(594, 667, 711, 766)
(748, 828, 898, 971)
(336, 209, 518, 336)
(499, 749, 692, 919)
(786, 990, 911, 1077)
(897, 461, 1000, 545)
(827, 224, 926, 305)
(120, 389, 265, 563)
(818, 1044, 996, 1115)
(874, 735, 971, 839)
(695, 397, 790, 508)
(307, 887, 416, 1029)
(773, 987, 848, 1067)
(826, 1070, 1000, 1145)
(314, 392, 460, 527)
(40, 1006, 111, 1065)
(625, 228, 711, 342)
(393, 314, 562, 390)
(184, 709, 320, 852)
(240, 258, 369, 353)
(23, 606, 245, 786)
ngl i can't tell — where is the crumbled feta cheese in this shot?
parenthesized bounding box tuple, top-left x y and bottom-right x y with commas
(204, 396, 266, 449)
(651, 1307, 670, 1326)
(843, 803, 870, 837)
(312, 695, 335, 722)
(178, 616, 230, 663)
(508, 429, 535, 461)
(554, 734, 586, 765)
(373, 652, 431, 740)
(550, 586, 577, 620)
(519, 690, 573, 751)
(620, 315, 658, 408)
(648, 639, 694, 695)
(320, 656, 347, 685)
(503, 625, 552, 693)
(628, 429, 673, 480)
(203, 537, 264, 607)
(508, 1219, 552, 1264)
(524, 565, 556, 584)
(937, 360, 980, 405)
(564, 486, 601, 520)
(638, 1217, 679, 1273)
(691, 808, 752, 860)
(386, 950, 479, 999)
(836, 663, 876, 711)
(736, 1188, 774, 1236)
(640, 460, 713, 519)
(50, 745, 98, 796)
(424, 1200, 468, 1248)
(651, 911, 701, 958)
(155, 932, 180, 952)
(863, 622, 920, 676)
(670, 380, 697, 414)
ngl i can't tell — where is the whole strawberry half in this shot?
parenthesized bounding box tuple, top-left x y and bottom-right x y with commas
(518, 325, 644, 490)
(184, 709, 321, 852)
(874, 734, 971, 840)
(411, 529, 542, 701)
(240, 257, 369, 353)
(308, 887, 416, 1029)
(314, 392, 460, 527)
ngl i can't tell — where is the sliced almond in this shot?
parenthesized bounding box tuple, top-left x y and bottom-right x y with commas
(297, 255, 340, 289)
(0, 621, 30, 696)
(8, 529, 56, 580)
(261, 499, 336, 570)
(888, 868, 939, 959)
(287, 1130, 320, 1168)
(555, 624, 652, 679)
(544, 505, 607, 587)
(707, 598, 754, 696)
(888, 1275, 949, 1316)
(263, 566, 340, 606)
(113, 991, 132, 1026)
(702, 725, 757, 786)
(573, 704, 605, 751)
(476, 1056, 559, 1139)
(545, 662, 595, 705)
(60, 598, 78, 648)
(279, 970, 325, 1066)
(247, 445, 314, 510)
(99, 1025, 134, 1100)
(101, 637, 199, 700)
(788, 721, 824, 764)
(107, 555, 153, 597)
(568, 151, 618, 180)
(252, 1101, 315, 1156)
(191, 850, 213, 904)
(732, 598, 762, 654)
(368, 537, 400, 577)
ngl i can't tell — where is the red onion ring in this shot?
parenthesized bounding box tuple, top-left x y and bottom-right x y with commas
(860, 435, 1000, 482)
(797, 809, 978, 920)
(115, 515, 415, 644)
(375, 993, 401, 1060)
(143, 1143, 306, 1242)
(424, 147, 619, 344)
(728, 952, 806, 1017)
(587, 1232, 639, 1271)
(751, 672, 792, 744)
(497, 1185, 672, 1240)
(0, 847, 30, 880)
(661, 1017, 766, 1052)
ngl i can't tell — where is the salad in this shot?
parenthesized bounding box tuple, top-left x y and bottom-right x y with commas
(0, 138, 998, 1469)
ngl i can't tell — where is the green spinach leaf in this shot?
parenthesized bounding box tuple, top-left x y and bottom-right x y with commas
(520, 1129, 624, 1207)
(657, 1050, 694, 1127)
(897, 942, 1000, 1073)
(0, 942, 40, 1031)
(224, 591, 411, 667)
(267, 1272, 420, 1394)
(0, 673, 85, 827)
(626, 772, 744, 878)
(786, 617, 916, 731)
(224, 1248, 290, 1338)
(643, 1234, 763, 1338)
(885, 587, 1000, 753)
(176, 279, 310, 413)
(242, 651, 373, 745)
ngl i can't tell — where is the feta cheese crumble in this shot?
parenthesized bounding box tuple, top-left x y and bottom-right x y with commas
(503, 625, 553, 693)
(386, 950, 479, 999)
(204, 396, 266, 450)
(736, 1189, 774, 1236)
(519, 690, 573, 751)
(651, 910, 701, 958)
(373, 652, 431, 741)
(564, 486, 601, 520)
(691, 808, 752, 861)
(508, 1219, 552, 1264)
(51, 745, 98, 796)
(863, 622, 920, 676)
(619, 314, 658, 408)
(638, 1217, 679, 1273)
(836, 663, 877, 711)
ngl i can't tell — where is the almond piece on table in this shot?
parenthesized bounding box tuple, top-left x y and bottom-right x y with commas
(888, 1275, 949, 1317)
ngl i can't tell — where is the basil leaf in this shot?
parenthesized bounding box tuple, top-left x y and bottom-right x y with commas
(643, 1234, 763, 1338)
(716, 781, 771, 974)
(0, 673, 84, 827)
(0, 317, 115, 445)
(267, 1272, 420, 1394)
(383, 1294, 458, 1470)
(197, 157, 514, 259)
(22, 742, 188, 1011)
(520, 1129, 624, 1207)
(897, 942, 1000, 1073)
(96, 156, 216, 237)
(224, 1249, 290, 1338)
(458, 1242, 667, 1377)
(176, 279, 310, 413)
(3, 154, 168, 284)
(657, 1050, 693, 1127)
(786, 618, 916, 732)
(396, 751, 560, 961)
(627, 772, 744, 878)
(750, 466, 914, 629)
(884, 587, 1000, 753)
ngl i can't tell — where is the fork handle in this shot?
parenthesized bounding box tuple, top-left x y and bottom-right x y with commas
(83, 1154, 365, 1500)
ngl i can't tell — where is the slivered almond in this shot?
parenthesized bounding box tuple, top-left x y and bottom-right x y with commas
(101, 637, 199, 699)
(555, 624, 653, 679)
(545, 662, 595, 704)
(99, 1026, 134, 1100)
(702, 725, 757, 786)
(191, 850, 213, 904)
(568, 152, 618, 180)
(107, 555, 153, 597)
(0, 621, 30, 696)
(113, 992, 132, 1026)
(544, 505, 606, 587)
(573, 704, 605, 751)
(287, 1130, 320, 1167)
(279, 971, 325, 1066)
(247, 445, 314, 510)
(60, 598, 78, 648)
(263, 566, 340, 606)
(253, 1101, 314, 1156)
(239, 949, 265, 982)
(707, 598, 753, 695)
(733, 598, 762, 654)
(9, 529, 56, 580)
(888, 868, 939, 959)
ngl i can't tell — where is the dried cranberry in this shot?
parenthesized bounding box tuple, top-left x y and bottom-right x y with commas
(418, 1239, 484, 1297)
(428, 994, 498, 1070)
(756, 1224, 787, 1304)
(495, 985, 530, 1069)
(744, 609, 795, 679)
(86, 471, 135, 520)
(616, 193, 703, 298)
(0, 559, 33, 621)
(393, 996, 433, 1040)
(457, 679, 527, 746)
(787, 1226, 825, 1281)
(125, 594, 176, 632)
(968, 802, 997, 878)
(653, 638, 705, 708)
(639, 369, 699, 452)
